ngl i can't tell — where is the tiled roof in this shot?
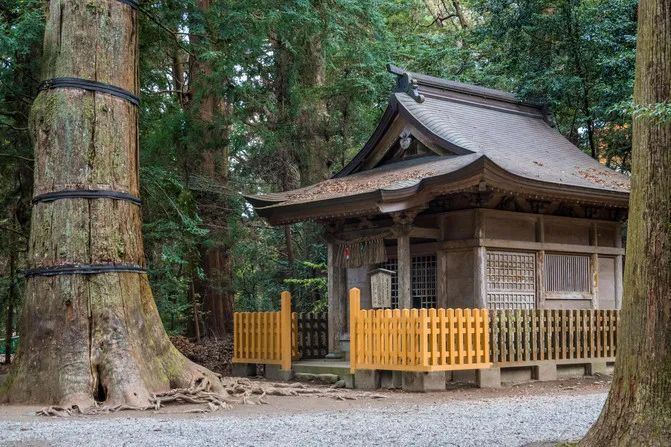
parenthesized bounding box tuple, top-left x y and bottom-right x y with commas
(247, 154, 481, 208)
(246, 68, 629, 222)
(395, 92, 629, 193)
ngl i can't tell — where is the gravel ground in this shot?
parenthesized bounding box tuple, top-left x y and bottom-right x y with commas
(0, 392, 606, 447)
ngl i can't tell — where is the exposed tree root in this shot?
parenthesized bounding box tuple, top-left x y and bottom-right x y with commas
(36, 377, 387, 417)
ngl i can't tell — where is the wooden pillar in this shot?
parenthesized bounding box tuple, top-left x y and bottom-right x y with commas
(436, 215, 448, 308)
(327, 242, 347, 354)
(397, 232, 412, 309)
(436, 250, 448, 308)
(280, 291, 292, 371)
(473, 210, 487, 308)
(536, 216, 545, 309)
(590, 223, 599, 309)
(614, 222, 624, 309)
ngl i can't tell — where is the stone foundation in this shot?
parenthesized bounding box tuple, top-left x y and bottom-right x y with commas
(265, 364, 293, 381)
(380, 371, 403, 389)
(354, 369, 380, 390)
(477, 368, 501, 388)
(231, 363, 257, 377)
(532, 364, 557, 381)
(401, 372, 446, 392)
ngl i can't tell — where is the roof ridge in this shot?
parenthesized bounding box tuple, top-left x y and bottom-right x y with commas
(386, 64, 545, 110)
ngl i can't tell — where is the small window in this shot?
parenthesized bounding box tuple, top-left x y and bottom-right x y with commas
(544, 254, 591, 293)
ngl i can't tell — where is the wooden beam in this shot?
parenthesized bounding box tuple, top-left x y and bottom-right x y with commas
(440, 238, 626, 256)
(477, 207, 622, 226)
(362, 117, 407, 170)
(409, 226, 440, 240)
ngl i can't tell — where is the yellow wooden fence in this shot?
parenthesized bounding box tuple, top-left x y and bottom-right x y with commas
(349, 288, 492, 373)
(492, 309, 618, 365)
(233, 291, 292, 371)
(233, 289, 619, 375)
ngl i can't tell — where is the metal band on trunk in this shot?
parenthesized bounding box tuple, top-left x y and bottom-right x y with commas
(24, 263, 147, 278)
(38, 77, 140, 106)
(118, 0, 140, 9)
(32, 189, 142, 206)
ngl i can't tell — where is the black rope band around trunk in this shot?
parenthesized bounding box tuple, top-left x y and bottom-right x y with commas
(24, 263, 146, 278)
(38, 77, 140, 106)
(32, 189, 142, 206)
(118, 0, 139, 9)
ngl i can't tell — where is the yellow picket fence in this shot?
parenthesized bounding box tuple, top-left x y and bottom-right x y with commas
(233, 291, 292, 371)
(349, 288, 492, 372)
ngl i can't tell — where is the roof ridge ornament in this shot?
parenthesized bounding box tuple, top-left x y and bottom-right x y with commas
(388, 64, 425, 103)
(396, 73, 425, 103)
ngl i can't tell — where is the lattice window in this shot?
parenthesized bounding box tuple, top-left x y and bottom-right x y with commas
(544, 254, 591, 293)
(486, 251, 536, 310)
(379, 255, 436, 308)
(412, 255, 437, 308)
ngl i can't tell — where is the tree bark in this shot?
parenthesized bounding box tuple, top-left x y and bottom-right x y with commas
(296, 31, 329, 186)
(4, 227, 16, 365)
(1, 0, 222, 408)
(580, 0, 671, 444)
(190, 0, 235, 339)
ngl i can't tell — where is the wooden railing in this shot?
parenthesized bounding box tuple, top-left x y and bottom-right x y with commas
(295, 312, 329, 359)
(350, 289, 492, 373)
(491, 309, 618, 365)
(233, 288, 619, 376)
(233, 291, 292, 370)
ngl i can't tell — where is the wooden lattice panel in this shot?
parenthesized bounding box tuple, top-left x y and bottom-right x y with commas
(379, 255, 437, 308)
(544, 254, 591, 292)
(486, 251, 536, 310)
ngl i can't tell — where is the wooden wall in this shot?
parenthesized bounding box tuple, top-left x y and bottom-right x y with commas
(438, 209, 624, 311)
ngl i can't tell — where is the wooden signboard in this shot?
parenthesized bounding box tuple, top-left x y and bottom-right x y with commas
(370, 268, 394, 308)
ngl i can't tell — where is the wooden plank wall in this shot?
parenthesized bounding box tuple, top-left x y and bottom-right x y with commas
(491, 309, 618, 365)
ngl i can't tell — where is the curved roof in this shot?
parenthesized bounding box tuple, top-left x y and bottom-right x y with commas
(246, 67, 629, 225)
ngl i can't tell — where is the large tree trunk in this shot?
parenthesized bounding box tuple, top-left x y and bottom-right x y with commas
(295, 31, 329, 186)
(191, 0, 234, 339)
(580, 0, 671, 444)
(1, 0, 221, 408)
(4, 224, 17, 365)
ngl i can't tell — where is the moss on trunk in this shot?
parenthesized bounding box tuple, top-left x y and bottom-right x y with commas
(1, 0, 222, 408)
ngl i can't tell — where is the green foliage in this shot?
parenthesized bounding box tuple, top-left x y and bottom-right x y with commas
(284, 260, 328, 313)
(1, 0, 637, 338)
(615, 101, 671, 124)
(469, 0, 637, 169)
(0, 0, 43, 343)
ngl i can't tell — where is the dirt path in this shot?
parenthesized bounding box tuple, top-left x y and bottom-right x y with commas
(0, 377, 609, 446)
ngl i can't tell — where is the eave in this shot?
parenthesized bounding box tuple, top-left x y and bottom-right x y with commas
(251, 156, 629, 226)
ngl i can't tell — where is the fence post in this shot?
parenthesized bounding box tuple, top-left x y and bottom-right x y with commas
(483, 309, 490, 364)
(349, 288, 360, 373)
(280, 291, 292, 371)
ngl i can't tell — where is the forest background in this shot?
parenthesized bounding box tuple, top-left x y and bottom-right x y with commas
(0, 0, 637, 341)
